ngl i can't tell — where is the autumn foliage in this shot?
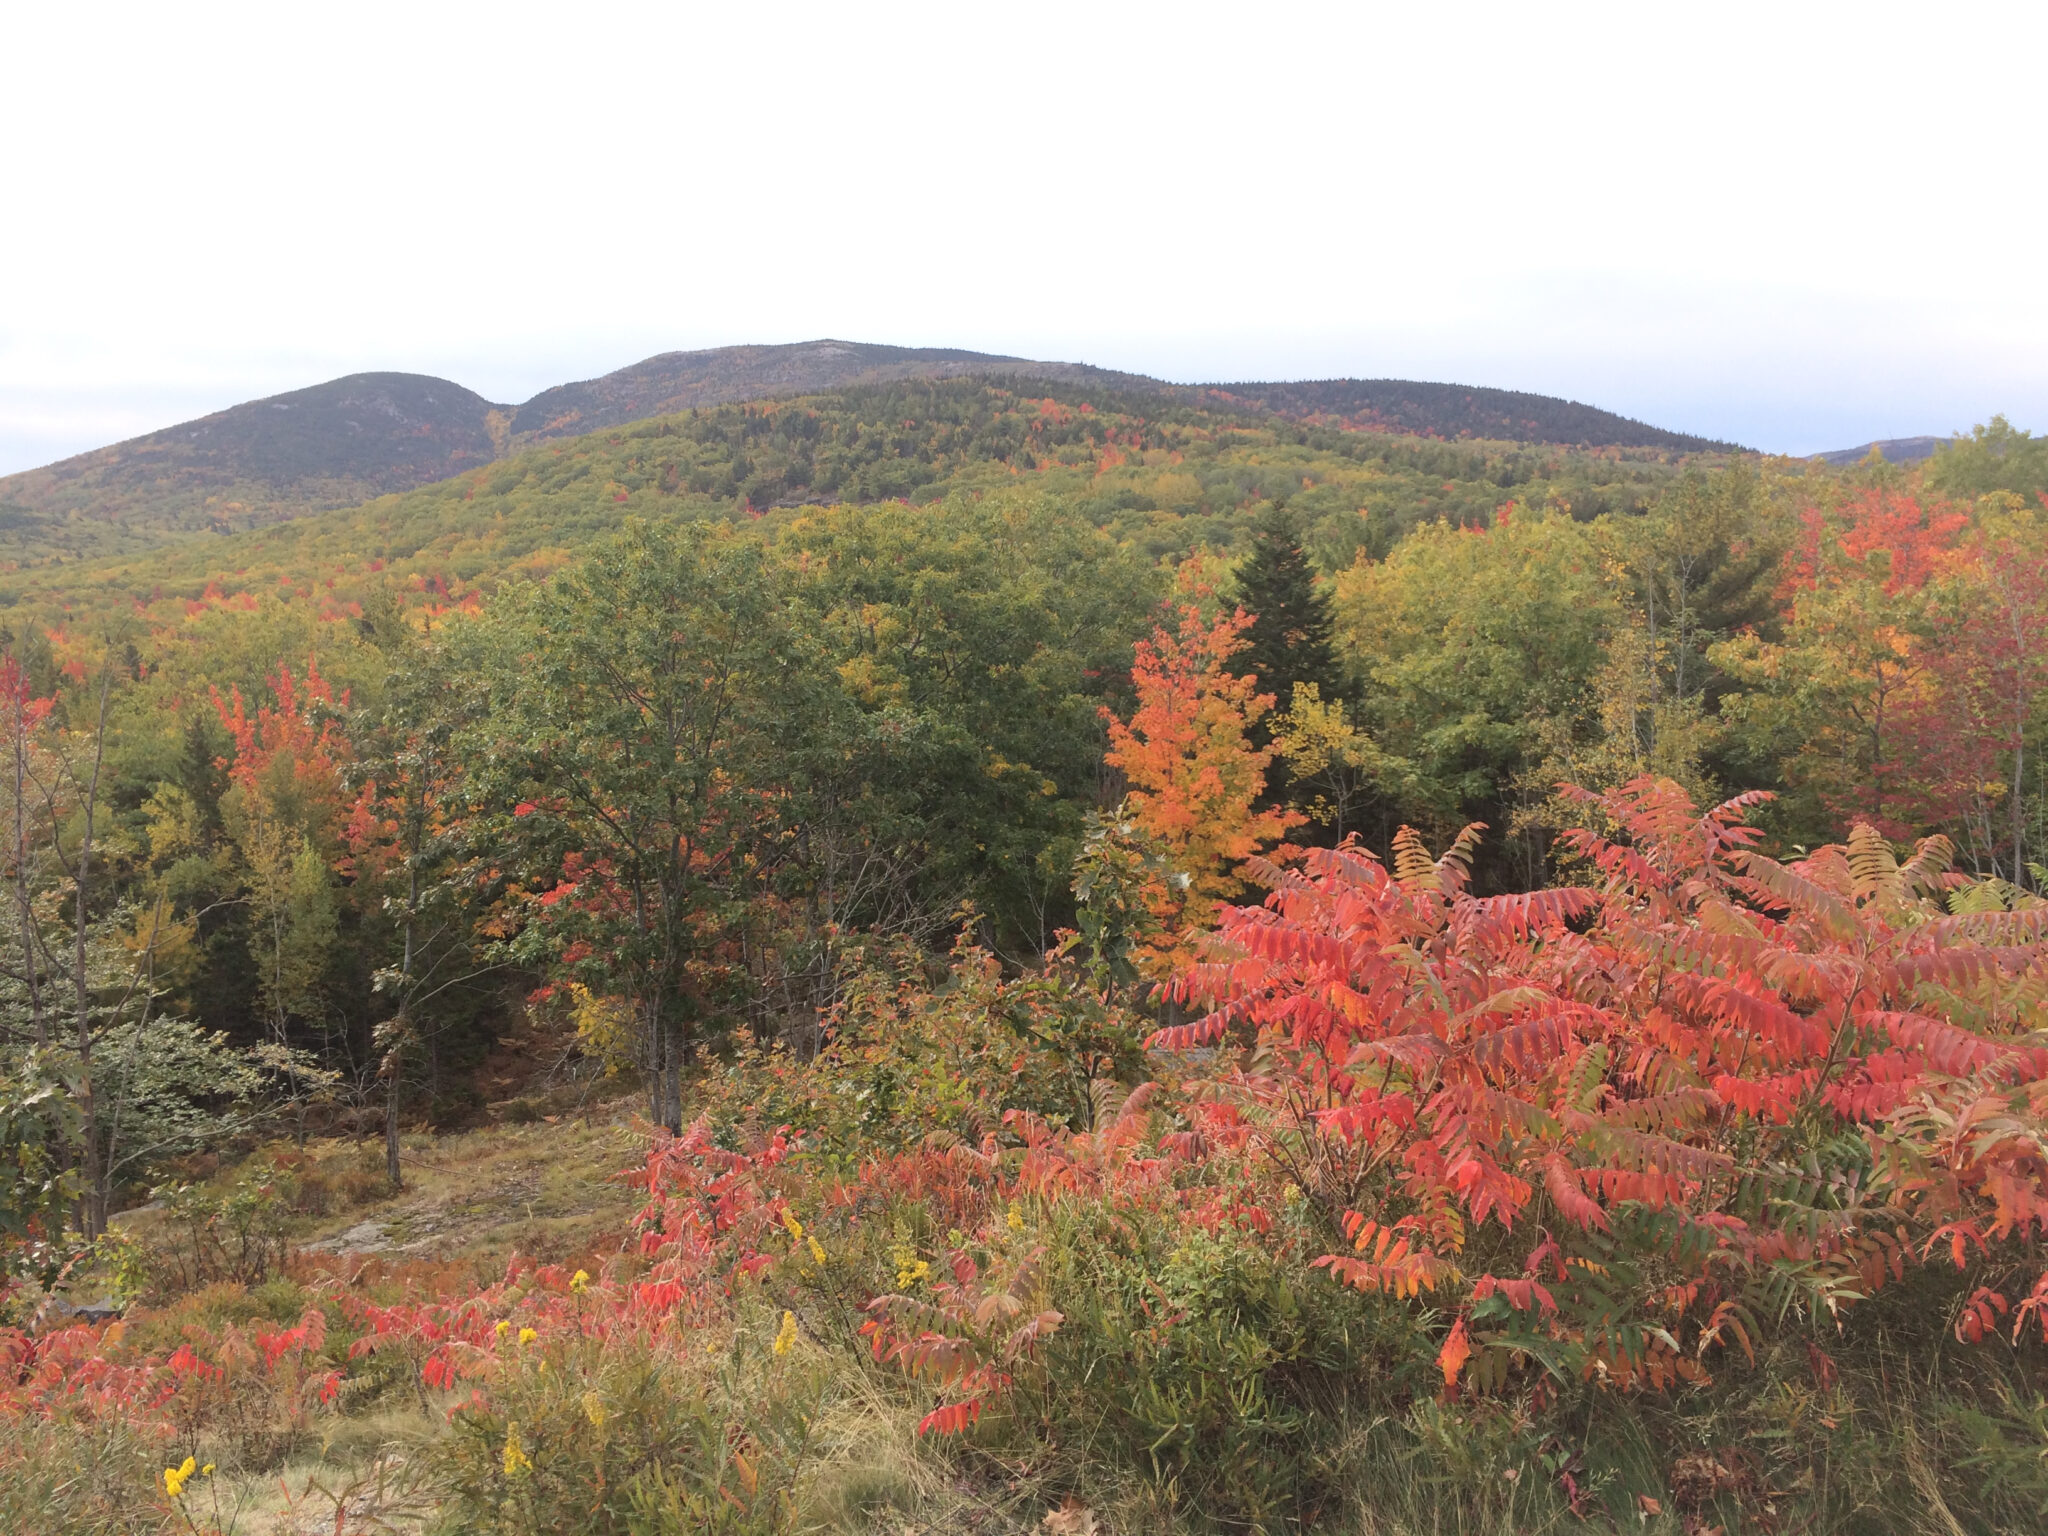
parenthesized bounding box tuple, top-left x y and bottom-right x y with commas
(1161, 776, 2048, 1390)
(1101, 591, 1299, 967)
(6, 426, 2048, 1529)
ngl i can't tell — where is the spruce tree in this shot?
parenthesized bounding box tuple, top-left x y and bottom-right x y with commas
(1235, 503, 1342, 717)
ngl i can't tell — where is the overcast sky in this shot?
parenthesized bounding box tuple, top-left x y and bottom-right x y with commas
(3, 0, 2043, 474)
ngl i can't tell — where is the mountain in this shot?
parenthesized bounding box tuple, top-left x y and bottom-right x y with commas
(0, 373, 511, 559)
(506, 340, 1148, 442)
(1195, 379, 1733, 453)
(7, 376, 1708, 623)
(0, 341, 1735, 567)
(1812, 435, 1945, 467)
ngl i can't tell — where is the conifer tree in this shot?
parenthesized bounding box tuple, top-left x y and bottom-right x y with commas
(1235, 504, 1343, 716)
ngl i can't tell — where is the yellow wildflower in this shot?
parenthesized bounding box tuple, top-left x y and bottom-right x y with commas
(518, 1327, 537, 1346)
(163, 1456, 197, 1497)
(502, 1422, 532, 1477)
(772, 1309, 798, 1357)
(581, 1390, 607, 1429)
(890, 1235, 930, 1288)
(570, 1269, 589, 1292)
(201, 1464, 215, 1476)
(807, 1235, 826, 1265)
(779, 1208, 804, 1241)
(1006, 1201, 1025, 1232)
(494, 1319, 510, 1340)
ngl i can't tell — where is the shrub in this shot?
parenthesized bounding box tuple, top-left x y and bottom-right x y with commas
(0, 1418, 171, 1536)
(423, 1324, 831, 1536)
(1027, 1194, 1429, 1527)
(703, 935, 1148, 1162)
(149, 1172, 295, 1295)
(8, 776, 2046, 1532)
(1158, 778, 2048, 1398)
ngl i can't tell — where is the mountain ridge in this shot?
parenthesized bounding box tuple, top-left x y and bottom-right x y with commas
(1811, 435, 1945, 467)
(1194, 378, 1730, 454)
(0, 340, 1736, 565)
(506, 340, 1155, 441)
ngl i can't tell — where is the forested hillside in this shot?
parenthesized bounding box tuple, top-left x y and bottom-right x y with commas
(0, 343, 1726, 568)
(503, 339, 1153, 442)
(0, 373, 512, 555)
(1199, 377, 1734, 451)
(5, 376, 1709, 620)
(3, 380, 2048, 1535)
(1813, 434, 1945, 465)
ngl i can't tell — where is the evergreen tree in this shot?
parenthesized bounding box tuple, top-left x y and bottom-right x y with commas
(1235, 504, 1343, 716)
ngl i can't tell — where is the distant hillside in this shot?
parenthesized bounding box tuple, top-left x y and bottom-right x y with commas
(1197, 379, 1735, 453)
(0, 342, 1736, 568)
(508, 340, 1149, 442)
(1812, 435, 1944, 467)
(0, 373, 511, 558)
(8, 377, 1709, 622)
(0, 344, 1139, 557)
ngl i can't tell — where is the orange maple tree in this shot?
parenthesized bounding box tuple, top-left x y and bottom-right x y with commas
(1101, 591, 1299, 966)
(211, 658, 377, 866)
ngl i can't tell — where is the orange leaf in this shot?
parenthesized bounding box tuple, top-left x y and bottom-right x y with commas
(1437, 1317, 1471, 1389)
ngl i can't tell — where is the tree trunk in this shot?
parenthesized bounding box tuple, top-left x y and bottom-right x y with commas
(387, 871, 419, 1192)
(384, 1057, 403, 1190)
(73, 669, 113, 1239)
(662, 1019, 684, 1133)
(12, 689, 44, 1048)
(645, 995, 668, 1131)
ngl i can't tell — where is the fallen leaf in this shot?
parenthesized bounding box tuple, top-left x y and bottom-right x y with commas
(1043, 1496, 1100, 1535)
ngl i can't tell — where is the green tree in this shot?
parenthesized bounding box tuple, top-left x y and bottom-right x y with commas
(1335, 507, 1619, 886)
(1926, 415, 2048, 503)
(1233, 503, 1343, 717)
(469, 521, 803, 1132)
(774, 490, 1158, 954)
(1521, 463, 1791, 831)
(0, 1049, 77, 1248)
(351, 618, 493, 1189)
(1622, 462, 1786, 721)
(1268, 682, 1407, 843)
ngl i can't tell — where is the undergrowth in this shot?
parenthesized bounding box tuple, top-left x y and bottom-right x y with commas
(6, 782, 2048, 1533)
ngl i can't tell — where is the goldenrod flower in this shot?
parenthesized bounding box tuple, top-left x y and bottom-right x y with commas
(581, 1390, 607, 1428)
(1006, 1201, 1025, 1232)
(494, 1319, 510, 1340)
(889, 1236, 930, 1288)
(772, 1310, 798, 1357)
(163, 1456, 197, 1496)
(502, 1422, 532, 1477)
(807, 1235, 826, 1265)
(780, 1208, 804, 1241)
(518, 1327, 537, 1346)
(570, 1269, 589, 1292)
(201, 1464, 215, 1477)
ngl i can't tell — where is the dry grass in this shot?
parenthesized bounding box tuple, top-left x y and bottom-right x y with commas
(103, 1093, 649, 1293)
(294, 1106, 647, 1269)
